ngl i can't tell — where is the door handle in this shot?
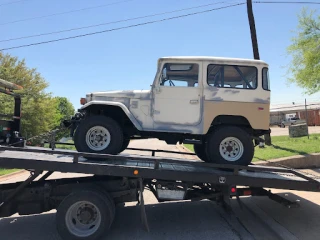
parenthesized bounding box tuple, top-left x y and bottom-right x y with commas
(190, 100, 199, 104)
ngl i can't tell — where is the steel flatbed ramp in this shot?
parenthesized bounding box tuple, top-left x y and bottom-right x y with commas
(0, 146, 319, 192)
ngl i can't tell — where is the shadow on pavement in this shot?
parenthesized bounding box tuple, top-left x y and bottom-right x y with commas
(1, 193, 318, 240)
(0, 201, 242, 240)
(252, 192, 320, 240)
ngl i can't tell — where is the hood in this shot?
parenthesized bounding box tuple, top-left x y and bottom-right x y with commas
(86, 90, 151, 101)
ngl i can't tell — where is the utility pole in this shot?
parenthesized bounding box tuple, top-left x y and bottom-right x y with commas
(246, 0, 271, 145)
(246, 0, 260, 60)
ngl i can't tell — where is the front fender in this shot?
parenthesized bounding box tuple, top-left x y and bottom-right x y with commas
(80, 101, 143, 131)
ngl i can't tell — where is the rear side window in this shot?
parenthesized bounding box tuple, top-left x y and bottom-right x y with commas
(262, 68, 270, 90)
(207, 64, 257, 89)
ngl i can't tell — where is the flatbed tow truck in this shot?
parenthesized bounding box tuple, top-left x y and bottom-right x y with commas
(0, 145, 319, 240)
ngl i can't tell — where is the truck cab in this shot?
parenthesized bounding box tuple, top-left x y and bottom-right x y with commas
(0, 79, 24, 147)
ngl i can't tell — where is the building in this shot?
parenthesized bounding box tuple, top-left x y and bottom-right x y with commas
(270, 102, 320, 126)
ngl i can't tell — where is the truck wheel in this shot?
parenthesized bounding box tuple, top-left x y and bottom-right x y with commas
(74, 116, 123, 155)
(120, 139, 130, 153)
(193, 143, 208, 162)
(205, 126, 254, 166)
(56, 190, 115, 240)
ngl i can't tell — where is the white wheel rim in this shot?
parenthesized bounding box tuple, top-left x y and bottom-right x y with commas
(85, 126, 111, 151)
(219, 137, 244, 162)
(65, 201, 101, 237)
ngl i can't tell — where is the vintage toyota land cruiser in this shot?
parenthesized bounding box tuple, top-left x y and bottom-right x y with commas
(68, 57, 270, 166)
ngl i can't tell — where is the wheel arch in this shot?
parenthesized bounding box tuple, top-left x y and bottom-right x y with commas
(206, 115, 253, 134)
(80, 101, 142, 131)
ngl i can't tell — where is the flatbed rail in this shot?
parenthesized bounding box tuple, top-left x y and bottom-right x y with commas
(0, 146, 319, 192)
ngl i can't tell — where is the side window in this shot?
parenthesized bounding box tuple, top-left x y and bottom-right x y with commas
(160, 63, 199, 87)
(207, 64, 257, 89)
(262, 67, 270, 90)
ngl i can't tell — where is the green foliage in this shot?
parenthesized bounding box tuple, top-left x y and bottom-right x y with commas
(287, 8, 320, 94)
(0, 52, 74, 142)
(0, 168, 19, 176)
(54, 97, 75, 140)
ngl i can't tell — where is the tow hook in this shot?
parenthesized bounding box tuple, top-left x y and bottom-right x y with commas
(62, 112, 84, 137)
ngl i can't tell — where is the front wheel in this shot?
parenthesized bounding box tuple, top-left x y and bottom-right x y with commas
(193, 143, 208, 162)
(205, 126, 254, 166)
(74, 116, 123, 155)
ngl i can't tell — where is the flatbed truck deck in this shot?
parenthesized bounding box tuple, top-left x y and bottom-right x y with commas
(0, 146, 319, 240)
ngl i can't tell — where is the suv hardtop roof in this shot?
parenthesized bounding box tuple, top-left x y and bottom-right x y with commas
(159, 56, 268, 66)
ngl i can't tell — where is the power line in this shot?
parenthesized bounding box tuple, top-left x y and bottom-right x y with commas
(254, 1, 320, 4)
(0, 3, 245, 51)
(0, 1, 234, 43)
(0, 0, 30, 7)
(0, 0, 135, 26)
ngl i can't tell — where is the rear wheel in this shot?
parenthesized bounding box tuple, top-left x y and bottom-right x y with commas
(205, 126, 254, 166)
(56, 189, 115, 240)
(74, 116, 123, 156)
(120, 139, 130, 153)
(193, 143, 208, 162)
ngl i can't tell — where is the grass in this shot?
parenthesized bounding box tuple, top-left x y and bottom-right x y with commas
(44, 140, 76, 151)
(0, 168, 19, 176)
(184, 134, 320, 162)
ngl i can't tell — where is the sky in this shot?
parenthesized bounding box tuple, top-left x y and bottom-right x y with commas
(0, 0, 320, 110)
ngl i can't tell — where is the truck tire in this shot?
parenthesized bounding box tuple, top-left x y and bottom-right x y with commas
(193, 143, 208, 162)
(205, 126, 254, 166)
(56, 189, 115, 240)
(74, 116, 123, 156)
(120, 139, 130, 153)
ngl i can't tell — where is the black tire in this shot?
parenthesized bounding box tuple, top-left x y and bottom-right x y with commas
(74, 115, 123, 155)
(56, 190, 115, 240)
(120, 139, 130, 152)
(205, 126, 254, 166)
(193, 143, 208, 162)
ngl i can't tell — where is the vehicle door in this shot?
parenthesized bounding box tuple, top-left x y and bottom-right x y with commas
(152, 62, 202, 126)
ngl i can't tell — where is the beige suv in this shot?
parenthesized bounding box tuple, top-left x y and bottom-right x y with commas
(68, 56, 271, 166)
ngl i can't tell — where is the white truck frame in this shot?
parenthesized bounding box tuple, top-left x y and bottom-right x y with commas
(66, 56, 271, 166)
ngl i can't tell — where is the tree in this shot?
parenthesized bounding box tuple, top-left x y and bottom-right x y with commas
(54, 97, 75, 140)
(0, 52, 65, 142)
(287, 8, 320, 94)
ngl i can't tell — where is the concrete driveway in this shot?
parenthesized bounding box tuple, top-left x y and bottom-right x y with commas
(0, 139, 320, 240)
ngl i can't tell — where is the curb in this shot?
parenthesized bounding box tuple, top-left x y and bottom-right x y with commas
(182, 144, 319, 169)
(0, 169, 28, 181)
(254, 153, 320, 169)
